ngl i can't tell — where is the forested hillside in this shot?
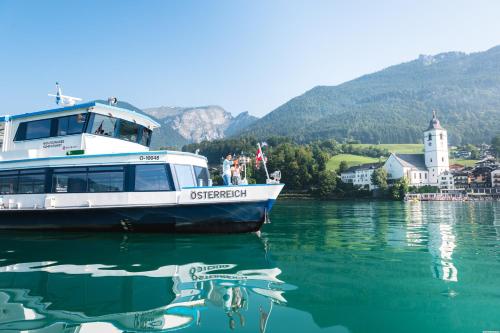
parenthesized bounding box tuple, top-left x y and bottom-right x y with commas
(239, 46, 500, 145)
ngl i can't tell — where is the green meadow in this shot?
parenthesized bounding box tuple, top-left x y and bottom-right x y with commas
(350, 143, 424, 154)
(450, 159, 477, 167)
(326, 154, 381, 171)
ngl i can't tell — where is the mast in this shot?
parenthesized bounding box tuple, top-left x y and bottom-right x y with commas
(258, 142, 270, 181)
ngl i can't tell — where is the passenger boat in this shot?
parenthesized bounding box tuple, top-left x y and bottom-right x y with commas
(0, 95, 284, 232)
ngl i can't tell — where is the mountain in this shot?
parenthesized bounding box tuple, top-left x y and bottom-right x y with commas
(142, 105, 258, 148)
(238, 46, 500, 145)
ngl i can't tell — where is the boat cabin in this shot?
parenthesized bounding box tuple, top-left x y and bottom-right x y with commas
(0, 101, 160, 161)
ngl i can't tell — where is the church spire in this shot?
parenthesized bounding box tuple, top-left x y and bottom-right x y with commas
(427, 110, 442, 130)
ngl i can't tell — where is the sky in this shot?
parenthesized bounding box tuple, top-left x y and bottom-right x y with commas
(1, 0, 500, 117)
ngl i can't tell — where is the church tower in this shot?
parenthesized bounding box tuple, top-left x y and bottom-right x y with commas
(424, 111, 449, 184)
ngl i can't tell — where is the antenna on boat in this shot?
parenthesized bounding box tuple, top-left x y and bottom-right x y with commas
(107, 97, 118, 106)
(48, 82, 82, 106)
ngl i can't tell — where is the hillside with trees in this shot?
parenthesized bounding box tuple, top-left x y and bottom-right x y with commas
(238, 46, 500, 145)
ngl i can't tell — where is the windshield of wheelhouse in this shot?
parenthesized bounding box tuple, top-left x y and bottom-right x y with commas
(87, 113, 152, 147)
(0, 122, 4, 151)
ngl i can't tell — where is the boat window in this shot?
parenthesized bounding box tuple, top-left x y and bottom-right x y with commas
(118, 120, 140, 143)
(15, 112, 89, 141)
(57, 113, 87, 136)
(139, 127, 152, 146)
(0, 122, 4, 150)
(193, 166, 209, 186)
(0, 171, 18, 194)
(174, 164, 196, 188)
(52, 170, 87, 193)
(88, 166, 123, 172)
(88, 167, 124, 192)
(134, 164, 173, 191)
(24, 119, 52, 140)
(90, 114, 118, 137)
(88, 113, 152, 147)
(18, 172, 45, 194)
(54, 167, 87, 173)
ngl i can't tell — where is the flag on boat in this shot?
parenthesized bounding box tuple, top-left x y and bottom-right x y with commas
(256, 146, 264, 168)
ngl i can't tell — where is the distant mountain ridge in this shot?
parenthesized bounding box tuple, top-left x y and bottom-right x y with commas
(237, 45, 500, 145)
(142, 105, 258, 148)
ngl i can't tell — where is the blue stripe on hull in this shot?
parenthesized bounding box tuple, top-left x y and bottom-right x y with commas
(0, 200, 276, 233)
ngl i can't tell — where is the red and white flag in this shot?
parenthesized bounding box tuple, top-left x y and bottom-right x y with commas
(256, 146, 264, 168)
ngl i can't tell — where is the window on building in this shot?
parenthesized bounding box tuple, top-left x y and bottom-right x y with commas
(87, 166, 124, 192)
(52, 168, 87, 193)
(193, 166, 209, 186)
(428, 142, 432, 146)
(0, 171, 18, 194)
(440, 133, 443, 140)
(134, 164, 173, 191)
(57, 113, 87, 136)
(442, 157, 444, 162)
(428, 133, 432, 141)
(425, 174, 427, 179)
(174, 164, 196, 188)
(18, 169, 45, 194)
(419, 173, 422, 179)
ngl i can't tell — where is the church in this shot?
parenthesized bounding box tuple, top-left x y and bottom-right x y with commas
(383, 112, 453, 189)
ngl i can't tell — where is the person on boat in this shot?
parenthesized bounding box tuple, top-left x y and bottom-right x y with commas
(222, 154, 233, 185)
(231, 160, 242, 185)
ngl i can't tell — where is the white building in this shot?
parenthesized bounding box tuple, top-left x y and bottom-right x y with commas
(492, 169, 500, 188)
(383, 112, 452, 188)
(340, 163, 380, 190)
(438, 170, 455, 190)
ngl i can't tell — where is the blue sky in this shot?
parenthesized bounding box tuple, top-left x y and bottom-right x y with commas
(1, 0, 500, 117)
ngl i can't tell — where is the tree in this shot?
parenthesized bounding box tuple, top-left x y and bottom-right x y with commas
(316, 170, 337, 197)
(338, 161, 349, 174)
(390, 177, 409, 200)
(314, 150, 330, 171)
(492, 134, 500, 158)
(371, 168, 388, 190)
(465, 144, 480, 159)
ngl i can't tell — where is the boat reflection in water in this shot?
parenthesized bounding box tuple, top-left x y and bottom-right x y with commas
(0, 233, 287, 333)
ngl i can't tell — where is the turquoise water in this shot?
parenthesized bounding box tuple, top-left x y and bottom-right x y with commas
(0, 200, 499, 332)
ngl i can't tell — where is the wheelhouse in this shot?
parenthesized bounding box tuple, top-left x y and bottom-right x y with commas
(0, 101, 160, 161)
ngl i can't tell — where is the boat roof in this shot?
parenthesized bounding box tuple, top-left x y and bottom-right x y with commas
(2, 101, 160, 127)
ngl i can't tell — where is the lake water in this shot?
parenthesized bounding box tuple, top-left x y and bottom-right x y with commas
(0, 200, 499, 333)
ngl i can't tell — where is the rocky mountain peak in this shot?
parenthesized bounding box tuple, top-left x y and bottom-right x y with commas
(143, 105, 258, 147)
